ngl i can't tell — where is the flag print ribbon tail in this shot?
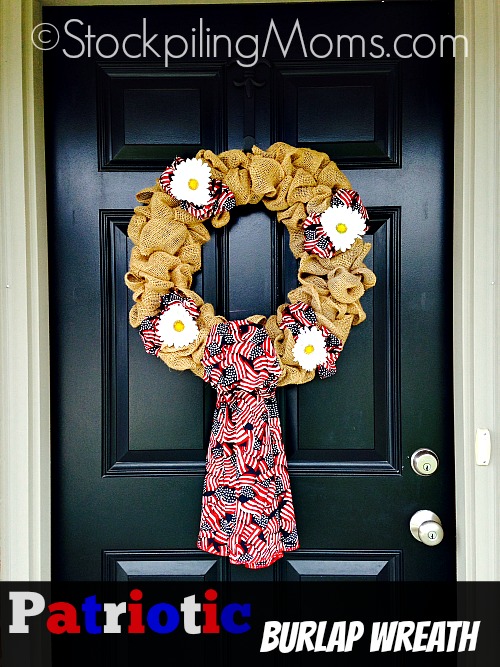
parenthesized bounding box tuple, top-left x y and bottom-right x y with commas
(197, 319, 299, 569)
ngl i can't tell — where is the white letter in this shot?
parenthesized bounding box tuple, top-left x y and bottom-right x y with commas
(314, 621, 328, 652)
(393, 34, 413, 59)
(345, 621, 364, 651)
(260, 621, 281, 652)
(213, 34, 231, 58)
(370, 621, 398, 652)
(369, 35, 385, 58)
(142, 19, 160, 58)
(413, 621, 431, 651)
(103, 602, 127, 634)
(394, 621, 415, 652)
(412, 34, 436, 59)
(295, 621, 317, 652)
(457, 621, 481, 652)
(336, 35, 365, 58)
(440, 34, 468, 58)
(262, 19, 308, 59)
(279, 622, 299, 653)
(426, 620, 446, 652)
(326, 622, 346, 652)
(84, 25, 97, 57)
(122, 33, 142, 59)
(180, 594, 201, 635)
(164, 35, 189, 68)
(446, 621, 463, 651)
(63, 19, 86, 58)
(96, 34, 119, 59)
(9, 592, 45, 633)
(235, 34, 259, 68)
(309, 34, 333, 59)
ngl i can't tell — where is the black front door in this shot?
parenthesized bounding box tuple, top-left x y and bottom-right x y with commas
(43, 1, 456, 582)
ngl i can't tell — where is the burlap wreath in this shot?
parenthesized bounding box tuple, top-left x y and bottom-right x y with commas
(125, 142, 376, 386)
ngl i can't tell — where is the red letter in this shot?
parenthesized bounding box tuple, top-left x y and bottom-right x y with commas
(202, 589, 220, 634)
(46, 602, 81, 634)
(128, 588, 145, 634)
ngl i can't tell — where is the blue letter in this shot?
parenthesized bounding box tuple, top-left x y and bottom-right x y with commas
(146, 603, 180, 634)
(82, 595, 102, 634)
(221, 603, 251, 634)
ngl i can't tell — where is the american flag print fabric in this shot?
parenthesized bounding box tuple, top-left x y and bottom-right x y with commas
(279, 301, 344, 379)
(159, 157, 236, 221)
(303, 189, 369, 258)
(197, 320, 299, 568)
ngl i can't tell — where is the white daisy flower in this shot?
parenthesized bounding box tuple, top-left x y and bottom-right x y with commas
(319, 204, 367, 252)
(157, 303, 199, 348)
(169, 157, 212, 207)
(292, 326, 328, 371)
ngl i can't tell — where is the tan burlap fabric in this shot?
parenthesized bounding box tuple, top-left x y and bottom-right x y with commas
(125, 142, 376, 386)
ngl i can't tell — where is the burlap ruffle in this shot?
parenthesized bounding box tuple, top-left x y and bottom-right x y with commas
(125, 142, 376, 385)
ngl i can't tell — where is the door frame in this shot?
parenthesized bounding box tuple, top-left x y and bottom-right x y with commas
(0, 0, 497, 581)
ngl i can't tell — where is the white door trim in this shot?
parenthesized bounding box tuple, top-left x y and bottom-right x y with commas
(453, 0, 499, 580)
(0, 0, 51, 579)
(1, 0, 497, 581)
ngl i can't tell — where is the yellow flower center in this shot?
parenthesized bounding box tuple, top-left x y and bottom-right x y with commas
(173, 320, 185, 332)
(188, 178, 199, 191)
(336, 222, 348, 234)
(304, 344, 315, 355)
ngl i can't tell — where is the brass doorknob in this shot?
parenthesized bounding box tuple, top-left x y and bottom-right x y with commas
(409, 510, 444, 546)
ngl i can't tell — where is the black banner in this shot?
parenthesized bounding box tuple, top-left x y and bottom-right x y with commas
(1, 582, 498, 666)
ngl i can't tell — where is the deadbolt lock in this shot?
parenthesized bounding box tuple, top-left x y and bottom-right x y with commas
(411, 448, 439, 476)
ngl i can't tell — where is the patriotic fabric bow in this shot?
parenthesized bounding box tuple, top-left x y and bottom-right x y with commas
(279, 301, 343, 379)
(159, 156, 236, 221)
(139, 290, 200, 355)
(303, 189, 369, 258)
